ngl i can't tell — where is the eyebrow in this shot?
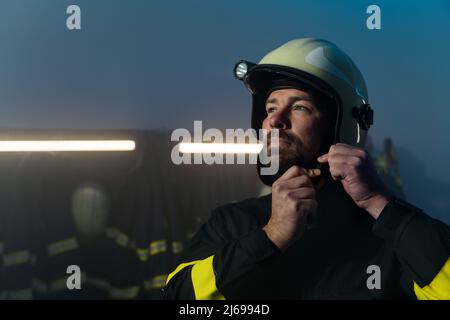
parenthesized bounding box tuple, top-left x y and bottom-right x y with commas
(266, 94, 313, 106)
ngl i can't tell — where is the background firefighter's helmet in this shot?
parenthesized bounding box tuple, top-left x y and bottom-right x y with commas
(234, 38, 373, 185)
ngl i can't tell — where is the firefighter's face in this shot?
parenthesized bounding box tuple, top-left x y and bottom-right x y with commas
(262, 88, 332, 170)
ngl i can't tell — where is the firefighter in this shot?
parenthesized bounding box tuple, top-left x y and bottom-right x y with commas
(163, 38, 450, 299)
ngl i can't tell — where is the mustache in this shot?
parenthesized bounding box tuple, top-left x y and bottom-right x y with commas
(266, 130, 302, 147)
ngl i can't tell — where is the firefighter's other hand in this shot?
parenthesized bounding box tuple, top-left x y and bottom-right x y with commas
(318, 143, 391, 219)
(263, 165, 320, 252)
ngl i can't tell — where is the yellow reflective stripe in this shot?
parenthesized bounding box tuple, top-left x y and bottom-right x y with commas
(85, 276, 110, 291)
(191, 256, 225, 300)
(166, 260, 201, 285)
(47, 237, 79, 256)
(32, 273, 87, 293)
(106, 227, 131, 248)
(116, 233, 129, 247)
(166, 257, 225, 300)
(106, 228, 182, 259)
(136, 248, 148, 261)
(141, 240, 182, 259)
(414, 257, 450, 300)
(85, 275, 139, 299)
(150, 240, 167, 255)
(172, 241, 184, 254)
(375, 154, 389, 173)
(3, 250, 30, 267)
(110, 286, 140, 299)
(8, 288, 32, 300)
(50, 276, 73, 292)
(144, 275, 168, 290)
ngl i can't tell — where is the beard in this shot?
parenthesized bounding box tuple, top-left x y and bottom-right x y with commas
(264, 130, 318, 182)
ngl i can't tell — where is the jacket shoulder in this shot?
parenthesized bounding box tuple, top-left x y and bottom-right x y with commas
(208, 194, 272, 239)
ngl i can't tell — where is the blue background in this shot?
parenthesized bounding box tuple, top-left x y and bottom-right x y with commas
(0, 0, 449, 223)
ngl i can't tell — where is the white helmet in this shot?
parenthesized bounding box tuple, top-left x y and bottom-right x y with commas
(234, 38, 373, 148)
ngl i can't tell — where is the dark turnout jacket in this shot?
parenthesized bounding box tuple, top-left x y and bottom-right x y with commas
(163, 179, 450, 299)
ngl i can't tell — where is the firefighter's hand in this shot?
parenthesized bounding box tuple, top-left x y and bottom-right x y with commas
(317, 143, 391, 219)
(263, 165, 320, 252)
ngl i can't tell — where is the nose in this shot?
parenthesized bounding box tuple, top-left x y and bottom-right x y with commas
(269, 112, 290, 130)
